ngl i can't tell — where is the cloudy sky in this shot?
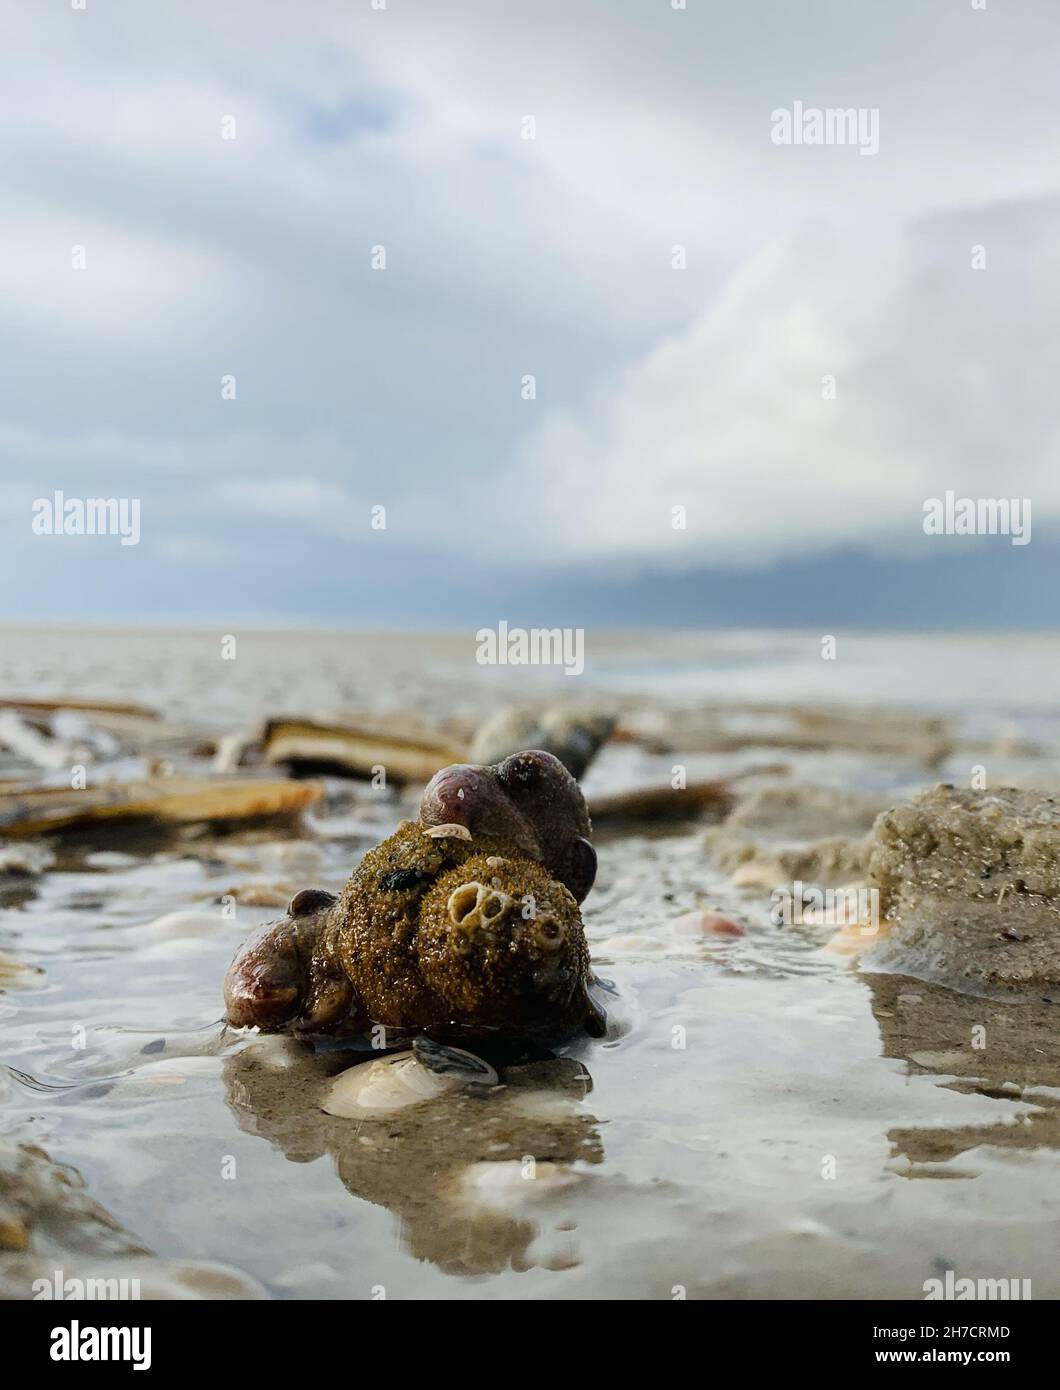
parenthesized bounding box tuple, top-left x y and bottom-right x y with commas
(2, 0, 1058, 629)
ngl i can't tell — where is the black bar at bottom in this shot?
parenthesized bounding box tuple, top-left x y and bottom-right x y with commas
(15, 1297, 1047, 1374)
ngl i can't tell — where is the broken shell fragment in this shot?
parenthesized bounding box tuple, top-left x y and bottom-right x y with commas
(0, 696, 160, 721)
(425, 822, 473, 841)
(262, 717, 465, 784)
(589, 779, 736, 823)
(0, 776, 323, 839)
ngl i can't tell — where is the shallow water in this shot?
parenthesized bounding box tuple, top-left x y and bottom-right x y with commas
(2, 628, 1059, 1299)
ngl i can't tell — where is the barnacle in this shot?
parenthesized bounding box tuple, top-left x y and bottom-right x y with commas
(446, 881, 514, 929)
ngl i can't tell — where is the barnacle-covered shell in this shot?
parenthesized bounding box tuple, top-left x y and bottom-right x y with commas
(416, 853, 589, 1030)
(225, 755, 606, 1043)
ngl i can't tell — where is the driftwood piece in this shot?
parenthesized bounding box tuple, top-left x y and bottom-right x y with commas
(617, 703, 1041, 770)
(262, 718, 465, 784)
(0, 697, 160, 721)
(0, 777, 323, 839)
(589, 779, 738, 823)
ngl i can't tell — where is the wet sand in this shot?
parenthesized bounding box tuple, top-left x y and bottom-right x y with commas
(2, 629, 1060, 1299)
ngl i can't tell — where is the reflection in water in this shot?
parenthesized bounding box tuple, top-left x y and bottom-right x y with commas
(223, 1040, 603, 1277)
(862, 970, 1060, 1168)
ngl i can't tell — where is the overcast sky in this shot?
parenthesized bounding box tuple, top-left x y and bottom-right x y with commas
(2, 0, 1058, 629)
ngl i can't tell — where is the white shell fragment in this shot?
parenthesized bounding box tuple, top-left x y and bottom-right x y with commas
(425, 822, 472, 840)
(322, 1049, 495, 1117)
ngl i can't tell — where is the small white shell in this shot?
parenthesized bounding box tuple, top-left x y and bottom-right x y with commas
(322, 1052, 463, 1117)
(425, 822, 472, 841)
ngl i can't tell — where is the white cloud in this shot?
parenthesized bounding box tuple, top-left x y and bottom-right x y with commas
(505, 199, 1060, 567)
(3, 1, 1060, 618)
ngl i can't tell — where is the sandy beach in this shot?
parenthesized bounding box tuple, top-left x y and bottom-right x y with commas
(2, 628, 1058, 1300)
